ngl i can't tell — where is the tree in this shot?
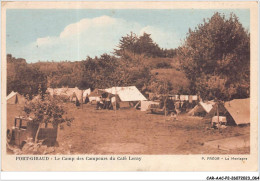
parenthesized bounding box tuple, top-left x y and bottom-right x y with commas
(135, 33, 163, 57)
(114, 32, 138, 57)
(23, 93, 73, 143)
(114, 32, 164, 58)
(7, 55, 47, 98)
(178, 12, 250, 100)
(148, 79, 172, 95)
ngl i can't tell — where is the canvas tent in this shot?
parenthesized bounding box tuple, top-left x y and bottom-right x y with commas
(104, 86, 147, 102)
(70, 88, 84, 103)
(70, 92, 79, 102)
(103, 86, 147, 109)
(7, 91, 26, 105)
(188, 101, 215, 116)
(205, 98, 250, 125)
(47, 87, 84, 103)
(83, 88, 91, 98)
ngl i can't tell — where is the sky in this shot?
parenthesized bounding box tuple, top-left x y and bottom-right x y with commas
(6, 9, 250, 63)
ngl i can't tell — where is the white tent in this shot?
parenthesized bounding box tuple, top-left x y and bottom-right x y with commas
(199, 101, 215, 113)
(83, 88, 91, 99)
(7, 91, 26, 105)
(188, 101, 215, 116)
(69, 87, 83, 102)
(105, 86, 147, 102)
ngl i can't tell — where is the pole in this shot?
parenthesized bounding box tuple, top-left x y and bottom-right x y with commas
(164, 81, 167, 122)
(217, 101, 220, 129)
(81, 89, 83, 109)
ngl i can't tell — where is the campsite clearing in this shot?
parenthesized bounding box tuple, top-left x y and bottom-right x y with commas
(7, 103, 250, 154)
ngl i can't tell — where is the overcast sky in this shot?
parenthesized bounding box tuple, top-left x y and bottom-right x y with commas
(7, 9, 249, 63)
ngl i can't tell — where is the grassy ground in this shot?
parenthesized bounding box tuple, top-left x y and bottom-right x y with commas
(6, 103, 250, 154)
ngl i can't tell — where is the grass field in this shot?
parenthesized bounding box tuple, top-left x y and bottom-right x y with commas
(7, 103, 250, 154)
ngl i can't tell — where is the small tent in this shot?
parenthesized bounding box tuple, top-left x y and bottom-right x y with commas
(7, 91, 26, 105)
(224, 98, 250, 125)
(205, 98, 250, 125)
(70, 92, 79, 102)
(68, 87, 83, 102)
(188, 101, 215, 116)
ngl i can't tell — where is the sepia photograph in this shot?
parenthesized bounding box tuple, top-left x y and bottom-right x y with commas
(1, 1, 258, 172)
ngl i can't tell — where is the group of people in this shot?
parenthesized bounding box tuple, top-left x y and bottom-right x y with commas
(96, 95, 119, 110)
(174, 100, 197, 113)
(96, 96, 112, 110)
(158, 97, 198, 115)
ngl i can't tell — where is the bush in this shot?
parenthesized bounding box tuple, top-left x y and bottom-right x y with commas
(155, 62, 172, 68)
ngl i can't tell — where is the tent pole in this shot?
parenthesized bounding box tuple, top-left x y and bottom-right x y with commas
(164, 81, 167, 122)
(115, 88, 118, 121)
(81, 89, 83, 109)
(134, 101, 141, 109)
(217, 101, 220, 130)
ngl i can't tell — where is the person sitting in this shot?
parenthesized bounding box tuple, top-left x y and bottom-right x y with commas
(75, 99, 80, 107)
(104, 96, 111, 109)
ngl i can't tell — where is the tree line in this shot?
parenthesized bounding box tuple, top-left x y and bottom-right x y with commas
(7, 33, 175, 99)
(7, 12, 250, 101)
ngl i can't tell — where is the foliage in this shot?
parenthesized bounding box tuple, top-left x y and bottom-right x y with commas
(155, 61, 172, 68)
(7, 32, 180, 97)
(23, 94, 73, 128)
(114, 32, 165, 58)
(7, 55, 46, 98)
(147, 77, 173, 95)
(178, 12, 250, 100)
(79, 53, 152, 91)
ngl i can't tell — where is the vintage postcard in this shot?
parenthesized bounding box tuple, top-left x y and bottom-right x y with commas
(1, 1, 258, 171)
